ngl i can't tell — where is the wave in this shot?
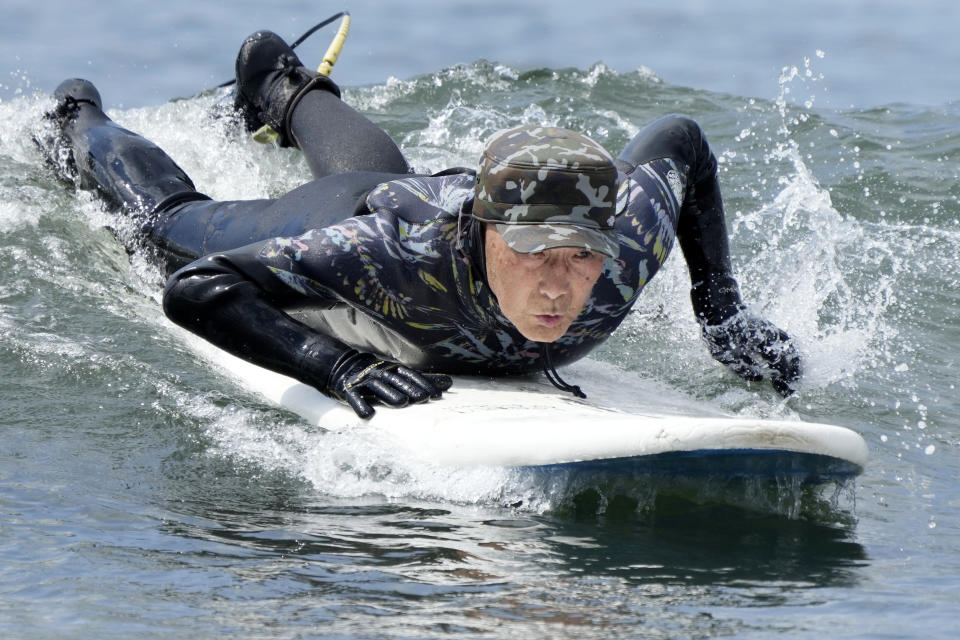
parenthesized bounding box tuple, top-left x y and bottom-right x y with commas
(1, 61, 953, 510)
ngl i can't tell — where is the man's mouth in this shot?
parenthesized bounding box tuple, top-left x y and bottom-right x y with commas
(534, 313, 564, 327)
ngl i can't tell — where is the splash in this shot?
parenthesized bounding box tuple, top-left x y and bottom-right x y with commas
(724, 52, 902, 395)
(200, 406, 856, 519)
(4, 67, 881, 517)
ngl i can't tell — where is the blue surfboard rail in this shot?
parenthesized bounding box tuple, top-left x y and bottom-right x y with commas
(526, 449, 863, 484)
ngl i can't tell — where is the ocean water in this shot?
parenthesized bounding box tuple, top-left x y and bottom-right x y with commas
(2, 1, 959, 638)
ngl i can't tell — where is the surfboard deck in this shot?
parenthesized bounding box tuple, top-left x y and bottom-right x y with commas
(183, 333, 868, 482)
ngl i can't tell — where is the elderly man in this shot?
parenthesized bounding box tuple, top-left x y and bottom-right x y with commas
(41, 30, 800, 418)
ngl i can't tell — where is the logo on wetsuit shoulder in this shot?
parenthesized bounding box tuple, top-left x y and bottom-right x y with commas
(666, 170, 684, 204)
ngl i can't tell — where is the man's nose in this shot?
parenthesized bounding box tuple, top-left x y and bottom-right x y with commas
(539, 263, 570, 299)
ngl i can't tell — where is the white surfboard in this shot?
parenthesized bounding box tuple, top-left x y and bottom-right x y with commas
(185, 333, 867, 483)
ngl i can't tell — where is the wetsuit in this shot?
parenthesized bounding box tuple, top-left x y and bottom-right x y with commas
(157, 115, 735, 393)
(51, 81, 744, 396)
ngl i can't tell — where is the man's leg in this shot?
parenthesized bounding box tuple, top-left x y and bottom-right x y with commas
(41, 79, 208, 215)
(42, 79, 404, 275)
(288, 89, 411, 178)
(39, 79, 272, 274)
(233, 30, 411, 179)
(149, 170, 403, 274)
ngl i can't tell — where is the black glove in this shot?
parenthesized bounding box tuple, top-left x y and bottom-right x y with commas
(700, 312, 802, 396)
(326, 350, 453, 419)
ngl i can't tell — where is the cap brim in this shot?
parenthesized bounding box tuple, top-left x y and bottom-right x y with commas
(494, 223, 620, 258)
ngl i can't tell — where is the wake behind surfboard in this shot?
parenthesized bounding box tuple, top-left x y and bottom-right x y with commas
(180, 329, 868, 487)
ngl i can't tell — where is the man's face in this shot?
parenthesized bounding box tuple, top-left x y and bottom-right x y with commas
(484, 225, 606, 342)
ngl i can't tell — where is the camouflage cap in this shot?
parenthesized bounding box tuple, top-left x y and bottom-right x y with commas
(471, 125, 620, 258)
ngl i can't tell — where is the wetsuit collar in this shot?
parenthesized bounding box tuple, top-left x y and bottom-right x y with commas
(457, 197, 489, 289)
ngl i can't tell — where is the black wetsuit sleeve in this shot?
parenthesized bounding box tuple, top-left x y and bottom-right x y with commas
(162, 242, 351, 392)
(674, 139, 745, 325)
(617, 115, 744, 324)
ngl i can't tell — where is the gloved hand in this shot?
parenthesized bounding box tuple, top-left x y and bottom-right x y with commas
(699, 312, 802, 396)
(326, 350, 453, 419)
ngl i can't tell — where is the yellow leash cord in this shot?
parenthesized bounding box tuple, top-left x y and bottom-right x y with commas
(317, 12, 351, 77)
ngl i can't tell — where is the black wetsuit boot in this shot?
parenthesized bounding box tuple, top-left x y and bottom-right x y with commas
(234, 30, 411, 177)
(41, 78, 206, 215)
(233, 30, 342, 148)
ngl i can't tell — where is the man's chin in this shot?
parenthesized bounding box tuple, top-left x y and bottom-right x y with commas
(517, 321, 571, 343)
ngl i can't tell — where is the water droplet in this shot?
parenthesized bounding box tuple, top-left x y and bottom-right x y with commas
(924, 444, 936, 455)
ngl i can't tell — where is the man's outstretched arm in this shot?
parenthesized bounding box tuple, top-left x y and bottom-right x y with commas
(619, 115, 801, 394)
(162, 245, 451, 417)
(671, 119, 802, 395)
